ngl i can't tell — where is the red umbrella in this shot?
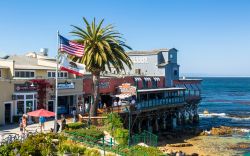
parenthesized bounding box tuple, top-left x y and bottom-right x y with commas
(27, 109, 55, 117)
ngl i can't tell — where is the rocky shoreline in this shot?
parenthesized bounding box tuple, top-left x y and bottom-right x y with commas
(158, 126, 250, 156)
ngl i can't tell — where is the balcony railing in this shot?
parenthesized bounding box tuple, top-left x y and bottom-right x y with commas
(136, 96, 185, 110)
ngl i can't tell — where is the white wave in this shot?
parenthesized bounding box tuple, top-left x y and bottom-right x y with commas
(199, 113, 226, 117)
(199, 113, 250, 121)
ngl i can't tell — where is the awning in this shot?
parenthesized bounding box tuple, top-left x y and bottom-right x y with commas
(134, 77, 142, 81)
(144, 77, 151, 81)
(115, 94, 133, 99)
(137, 87, 186, 93)
(153, 77, 160, 81)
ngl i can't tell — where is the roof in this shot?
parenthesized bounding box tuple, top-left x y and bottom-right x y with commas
(3, 55, 56, 70)
(0, 65, 9, 69)
(126, 48, 169, 56)
(137, 87, 186, 93)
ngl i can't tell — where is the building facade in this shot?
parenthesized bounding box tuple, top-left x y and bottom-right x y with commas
(0, 50, 84, 125)
(125, 48, 179, 87)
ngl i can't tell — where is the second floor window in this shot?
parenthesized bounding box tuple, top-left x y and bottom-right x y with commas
(48, 71, 68, 78)
(15, 70, 35, 78)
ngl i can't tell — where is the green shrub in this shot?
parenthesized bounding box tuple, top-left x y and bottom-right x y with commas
(0, 140, 29, 156)
(85, 148, 101, 156)
(114, 128, 129, 145)
(129, 145, 163, 156)
(67, 122, 85, 130)
(104, 113, 123, 134)
(58, 140, 86, 155)
(66, 127, 104, 141)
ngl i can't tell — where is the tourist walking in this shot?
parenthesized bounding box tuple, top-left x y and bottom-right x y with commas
(72, 107, 77, 123)
(61, 114, 66, 131)
(19, 118, 23, 135)
(22, 115, 27, 134)
(39, 116, 46, 132)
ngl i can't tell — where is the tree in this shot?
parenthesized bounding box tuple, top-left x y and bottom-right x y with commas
(70, 17, 132, 116)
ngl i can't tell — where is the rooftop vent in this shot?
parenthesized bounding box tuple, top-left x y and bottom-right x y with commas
(40, 48, 48, 56)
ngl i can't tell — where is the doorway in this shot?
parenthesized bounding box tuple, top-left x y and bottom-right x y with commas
(48, 101, 54, 112)
(4, 103, 11, 124)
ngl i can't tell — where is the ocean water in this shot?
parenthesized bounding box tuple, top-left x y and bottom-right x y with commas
(198, 77, 250, 129)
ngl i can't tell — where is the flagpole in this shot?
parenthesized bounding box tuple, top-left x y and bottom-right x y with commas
(54, 31, 59, 133)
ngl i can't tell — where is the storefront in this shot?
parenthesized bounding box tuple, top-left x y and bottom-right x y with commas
(55, 79, 84, 115)
(12, 82, 38, 116)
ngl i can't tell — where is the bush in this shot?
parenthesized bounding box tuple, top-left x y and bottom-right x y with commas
(66, 128, 104, 141)
(104, 113, 123, 134)
(67, 122, 85, 130)
(0, 140, 22, 156)
(129, 145, 163, 156)
(58, 140, 86, 155)
(114, 128, 129, 145)
(85, 148, 101, 156)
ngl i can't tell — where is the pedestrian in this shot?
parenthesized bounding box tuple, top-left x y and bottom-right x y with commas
(72, 107, 76, 123)
(113, 100, 118, 107)
(118, 100, 122, 106)
(98, 100, 102, 109)
(61, 114, 66, 131)
(103, 103, 107, 113)
(22, 115, 27, 134)
(19, 118, 23, 135)
(85, 102, 89, 113)
(39, 116, 46, 132)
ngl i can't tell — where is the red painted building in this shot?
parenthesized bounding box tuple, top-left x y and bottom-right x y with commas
(82, 76, 165, 106)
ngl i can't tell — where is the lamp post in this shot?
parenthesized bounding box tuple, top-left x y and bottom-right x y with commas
(125, 106, 131, 146)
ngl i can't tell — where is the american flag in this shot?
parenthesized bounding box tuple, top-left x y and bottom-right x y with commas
(59, 35, 84, 57)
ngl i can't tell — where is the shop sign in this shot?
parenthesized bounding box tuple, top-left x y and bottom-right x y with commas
(58, 82, 75, 89)
(99, 82, 110, 89)
(118, 83, 136, 95)
(15, 83, 37, 92)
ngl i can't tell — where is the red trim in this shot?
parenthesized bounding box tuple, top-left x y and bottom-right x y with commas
(60, 66, 83, 76)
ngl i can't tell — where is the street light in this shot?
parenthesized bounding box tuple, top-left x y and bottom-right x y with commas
(125, 106, 131, 146)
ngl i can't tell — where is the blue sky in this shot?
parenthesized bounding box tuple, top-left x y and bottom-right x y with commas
(0, 0, 250, 76)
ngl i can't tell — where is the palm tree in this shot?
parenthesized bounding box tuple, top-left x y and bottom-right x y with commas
(70, 17, 132, 117)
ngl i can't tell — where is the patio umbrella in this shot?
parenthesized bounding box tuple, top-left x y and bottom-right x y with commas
(27, 109, 55, 117)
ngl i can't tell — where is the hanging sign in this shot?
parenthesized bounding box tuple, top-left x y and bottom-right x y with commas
(15, 83, 37, 92)
(58, 82, 75, 89)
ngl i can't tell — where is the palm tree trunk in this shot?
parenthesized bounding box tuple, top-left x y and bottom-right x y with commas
(90, 72, 100, 117)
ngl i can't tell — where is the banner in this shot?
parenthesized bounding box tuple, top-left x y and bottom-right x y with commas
(59, 54, 85, 76)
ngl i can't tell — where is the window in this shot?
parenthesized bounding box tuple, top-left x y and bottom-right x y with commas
(47, 71, 68, 78)
(15, 93, 37, 115)
(0, 69, 1, 78)
(174, 70, 178, 76)
(17, 101, 24, 115)
(135, 69, 141, 75)
(15, 70, 35, 78)
(170, 54, 173, 59)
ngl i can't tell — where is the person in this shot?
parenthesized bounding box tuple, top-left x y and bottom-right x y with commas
(103, 103, 107, 113)
(85, 102, 89, 113)
(72, 107, 76, 123)
(131, 99, 136, 105)
(113, 100, 118, 107)
(39, 116, 46, 132)
(61, 114, 66, 131)
(98, 100, 102, 109)
(22, 115, 27, 134)
(19, 118, 23, 135)
(118, 100, 122, 106)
